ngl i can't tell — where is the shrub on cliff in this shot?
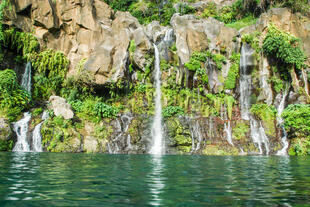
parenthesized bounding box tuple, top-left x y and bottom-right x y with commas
(31, 50, 69, 100)
(282, 104, 310, 138)
(162, 106, 184, 118)
(0, 69, 30, 121)
(263, 24, 306, 71)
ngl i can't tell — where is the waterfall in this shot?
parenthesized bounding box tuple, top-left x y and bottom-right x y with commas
(220, 105, 234, 146)
(276, 85, 290, 155)
(150, 44, 164, 155)
(13, 112, 32, 152)
(250, 118, 270, 155)
(164, 28, 173, 42)
(239, 44, 254, 120)
(32, 111, 49, 152)
(159, 28, 174, 61)
(224, 121, 233, 146)
(190, 119, 203, 153)
(239, 44, 269, 154)
(21, 62, 32, 95)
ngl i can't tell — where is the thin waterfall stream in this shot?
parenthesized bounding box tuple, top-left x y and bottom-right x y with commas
(150, 44, 164, 155)
(13, 62, 33, 152)
(276, 84, 290, 155)
(32, 111, 49, 152)
(239, 44, 270, 154)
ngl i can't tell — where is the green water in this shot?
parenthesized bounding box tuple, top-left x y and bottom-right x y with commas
(0, 153, 310, 206)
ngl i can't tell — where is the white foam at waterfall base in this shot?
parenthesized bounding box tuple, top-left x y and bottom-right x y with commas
(13, 112, 32, 152)
(32, 111, 49, 152)
(150, 44, 164, 155)
(276, 85, 290, 156)
(250, 117, 270, 155)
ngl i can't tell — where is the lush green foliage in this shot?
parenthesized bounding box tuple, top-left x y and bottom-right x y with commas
(279, 0, 310, 16)
(1, 28, 39, 59)
(185, 50, 226, 71)
(282, 104, 310, 138)
(226, 16, 257, 30)
(268, 76, 283, 93)
(0, 0, 8, 42)
(162, 106, 185, 118)
(128, 0, 176, 26)
(233, 122, 249, 140)
(102, 0, 136, 11)
(289, 138, 310, 156)
(241, 32, 261, 53)
(263, 24, 306, 70)
(250, 104, 277, 121)
(94, 102, 120, 118)
(184, 51, 209, 86)
(224, 53, 240, 90)
(31, 50, 69, 100)
(0, 139, 13, 151)
(0, 69, 30, 121)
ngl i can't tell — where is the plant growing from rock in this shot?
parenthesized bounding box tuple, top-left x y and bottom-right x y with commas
(263, 24, 306, 71)
(282, 104, 310, 138)
(0, 69, 31, 121)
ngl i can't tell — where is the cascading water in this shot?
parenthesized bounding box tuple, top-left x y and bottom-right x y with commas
(239, 44, 269, 154)
(239, 44, 254, 120)
(21, 62, 32, 95)
(13, 63, 33, 152)
(250, 119, 270, 155)
(224, 121, 233, 146)
(221, 105, 234, 146)
(32, 111, 49, 152)
(164, 28, 173, 42)
(189, 119, 203, 153)
(150, 44, 164, 155)
(12, 112, 32, 152)
(276, 85, 290, 155)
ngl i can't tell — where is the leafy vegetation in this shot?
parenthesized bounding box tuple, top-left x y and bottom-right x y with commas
(282, 104, 310, 138)
(162, 106, 184, 118)
(250, 103, 277, 136)
(268, 76, 283, 93)
(0, 69, 30, 121)
(31, 50, 69, 100)
(94, 102, 120, 118)
(226, 16, 257, 30)
(224, 52, 240, 90)
(0, 0, 8, 42)
(250, 104, 277, 121)
(263, 24, 306, 70)
(0, 139, 13, 151)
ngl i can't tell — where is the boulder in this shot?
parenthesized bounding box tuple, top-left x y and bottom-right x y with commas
(49, 96, 74, 120)
(0, 118, 12, 141)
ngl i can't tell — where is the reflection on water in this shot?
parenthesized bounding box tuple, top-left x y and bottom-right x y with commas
(0, 153, 310, 206)
(6, 153, 40, 201)
(148, 155, 165, 206)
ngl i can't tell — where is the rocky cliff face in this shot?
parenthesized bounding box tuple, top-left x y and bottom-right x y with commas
(2, 0, 310, 155)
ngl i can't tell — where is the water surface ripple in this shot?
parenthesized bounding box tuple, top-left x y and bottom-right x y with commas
(0, 153, 310, 206)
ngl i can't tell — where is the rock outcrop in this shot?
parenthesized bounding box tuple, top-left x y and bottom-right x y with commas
(49, 96, 74, 120)
(0, 118, 12, 142)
